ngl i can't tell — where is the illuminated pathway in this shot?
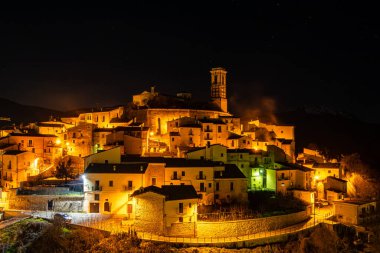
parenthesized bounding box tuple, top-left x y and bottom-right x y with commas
(18, 208, 336, 246)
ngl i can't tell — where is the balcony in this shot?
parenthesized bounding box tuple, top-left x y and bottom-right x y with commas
(171, 175, 181, 180)
(123, 185, 135, 191)
(196, 175, 206, 180)
(91, 186, 103, 191)
(3, 176, 13, 182)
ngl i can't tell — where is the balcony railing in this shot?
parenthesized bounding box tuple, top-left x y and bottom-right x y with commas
(196, 175, 206, 180)
(91, 186, 103, 191)
(171, 176, 181, 180)
(3, 176, 13, 182)
(123, 186, 135, 191)
(204, 129, 213, 132)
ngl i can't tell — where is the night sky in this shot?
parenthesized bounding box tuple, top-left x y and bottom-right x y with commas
(0, 2, 379, 123)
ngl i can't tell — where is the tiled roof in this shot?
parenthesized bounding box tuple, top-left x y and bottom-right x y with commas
(275, 162, 314, 172)
(198, 118, 226, 124)
(109, 118, 131, 123)
(227, 149, 253, 154)
(227, 133, 243, 140)
(186, 144, 227, 154)
(277, 138, 293, 144)
(214, 164, 246, 179)
(3, 150, 26, 155)
(93, 128, 114, 133)
(123, 156, 222, 167)
(0, 143, 16, 149)
(10, 133, 57, 137)
(327, 176, 347, 183)
(131, 185, 198, 201)
(36, 123, 64, 128)
(312, 163, 340, 168)
(84, 163, 148, 174)
(333, 199, 376, 206)
(128, 122, 144, 126)
(180, 124, 201, 128)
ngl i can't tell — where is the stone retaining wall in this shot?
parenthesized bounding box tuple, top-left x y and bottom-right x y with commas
(196, 210, 309, 238)
(8, 194, 84, 212)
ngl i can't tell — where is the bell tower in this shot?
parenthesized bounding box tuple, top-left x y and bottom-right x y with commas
(210, 67, 228, 112)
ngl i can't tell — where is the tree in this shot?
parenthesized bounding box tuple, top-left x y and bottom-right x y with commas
(54, 157, 75, 183)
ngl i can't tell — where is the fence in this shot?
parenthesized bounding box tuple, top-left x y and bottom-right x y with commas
(134, 212, 336, 245)
(75, 210, 335, 246)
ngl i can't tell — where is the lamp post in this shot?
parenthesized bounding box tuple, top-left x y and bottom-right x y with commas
(313, 202, 316, 226)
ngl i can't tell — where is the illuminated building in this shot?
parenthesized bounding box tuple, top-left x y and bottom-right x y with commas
(0, 150, 38, 190)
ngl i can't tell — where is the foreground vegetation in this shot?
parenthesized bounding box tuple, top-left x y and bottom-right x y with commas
(1, 218, 380, 252)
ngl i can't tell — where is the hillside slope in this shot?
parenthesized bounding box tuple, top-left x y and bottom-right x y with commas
(0, 98, 62, 123)
(276, 108, 380, 169)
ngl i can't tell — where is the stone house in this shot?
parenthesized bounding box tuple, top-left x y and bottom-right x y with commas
(131, 185, 198, 237)
(0, 133, 62, 165)
(333, 199, 377, 225)
(0, 150, 38, 190)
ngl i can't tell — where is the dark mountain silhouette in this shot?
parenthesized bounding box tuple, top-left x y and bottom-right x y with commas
(0, 97, 63, 123)
(276, 107, 380, 169)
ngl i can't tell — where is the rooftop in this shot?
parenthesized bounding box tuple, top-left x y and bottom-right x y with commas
(3, 150, 27, 155)
(131, 185, 198, 201)
(84, 163, 149, 174)
(313, 163, 340, 168)
(214, 164, 246, 179)
(198, 118, 226, 124)
(275, 162, 314, 172)
(333, 199, 376, 206)
(123, 156, 223, 167)
(10, 133, 57, 137)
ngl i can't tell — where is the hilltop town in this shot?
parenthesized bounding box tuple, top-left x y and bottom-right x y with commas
(0, 68, 378, 247)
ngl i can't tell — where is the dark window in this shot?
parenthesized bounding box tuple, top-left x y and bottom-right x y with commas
(230, 182, 234, 191)
(216, 182, 219, 191)
(208, 183, 212, 188)
(109, 181, 113, 187)
(127, 204, 133, 214)
(189, 203, 191, 208)
(128, 181, 133, 189)
(172, 137, 174, 141)
(200, 182, 205, 192)
(240, 154, 243, 159)
(179, 203, 183, 213)
(152, 178, 157, 186)
(94, 194, 100, 201)
(182, 171, 185, 176)
(179, 217, 183, 222)
(104, 200, 110, 212)
(215, 194, 219, 199)
(218, 126, 222, 133)
(221, 153, 224, 157)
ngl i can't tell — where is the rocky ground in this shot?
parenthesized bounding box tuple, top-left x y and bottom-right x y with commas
(1, 218, 380, 252)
